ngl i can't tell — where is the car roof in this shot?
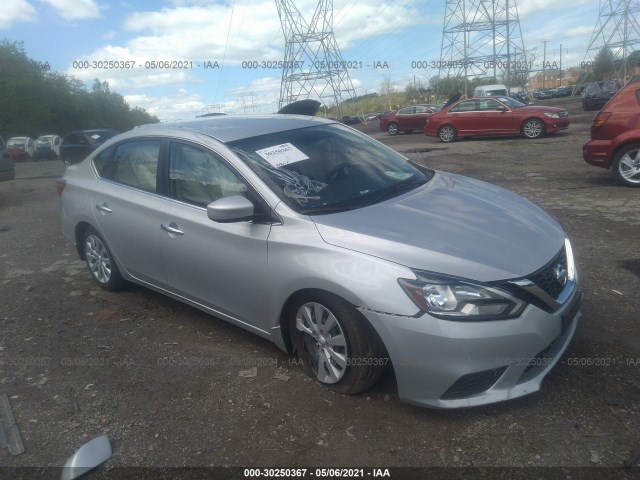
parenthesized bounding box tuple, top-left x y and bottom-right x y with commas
(133, 114, 336, 143)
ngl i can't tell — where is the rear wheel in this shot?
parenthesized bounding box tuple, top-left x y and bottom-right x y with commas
(522, 118, 545, 139)
(387, 122, 399, 135)
(82, 227, 125, 290)
(438, 125, 456, 143)
(290, 292, 386, 395)
(612, 143, 640, 187)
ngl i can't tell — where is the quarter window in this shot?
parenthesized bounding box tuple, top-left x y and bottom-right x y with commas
(169, 143, 247, 207)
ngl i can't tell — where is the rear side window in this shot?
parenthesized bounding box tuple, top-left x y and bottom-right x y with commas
(635, 89, 640, 106)
(104, 140, 160, 193)
(169, 142, 247, 207)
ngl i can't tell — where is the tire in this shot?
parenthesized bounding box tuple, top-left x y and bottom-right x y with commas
(290, 292, 386, 395)
(522, 118, 545, 139)
(387, 122, 399, 135)
(612, 143, 640, 187)
(438, 125, 456, 143)
(82, 227, 125, 290)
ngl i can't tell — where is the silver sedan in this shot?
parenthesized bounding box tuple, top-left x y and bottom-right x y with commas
(58, 115, 581, 408)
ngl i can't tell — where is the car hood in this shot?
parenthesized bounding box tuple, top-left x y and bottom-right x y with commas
(311, 171, 565, 282)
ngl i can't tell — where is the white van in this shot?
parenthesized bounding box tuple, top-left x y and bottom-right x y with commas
(474, 84, 508, 97)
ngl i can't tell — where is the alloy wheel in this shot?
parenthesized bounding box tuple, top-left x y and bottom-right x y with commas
(295, 302, 348, 384)
(85, 234, 112, 284)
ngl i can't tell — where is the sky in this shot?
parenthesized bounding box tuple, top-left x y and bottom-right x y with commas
(0, 0, 612, 121)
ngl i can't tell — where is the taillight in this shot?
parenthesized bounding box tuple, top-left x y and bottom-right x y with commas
(56, 178, 66, 197)
(592, 111, 611, 128)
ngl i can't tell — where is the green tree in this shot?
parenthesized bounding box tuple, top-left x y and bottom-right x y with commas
(0, 38, 158, 138)
(593, 46, 615, 81)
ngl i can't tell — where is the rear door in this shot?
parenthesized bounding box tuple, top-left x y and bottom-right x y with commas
(91, 139, 168, 287)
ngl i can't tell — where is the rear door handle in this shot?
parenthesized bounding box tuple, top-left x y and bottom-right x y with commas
(161, 223, 184, 236)
(96, 203, 112, 213)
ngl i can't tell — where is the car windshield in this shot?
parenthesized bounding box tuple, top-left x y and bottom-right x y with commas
(8, 140, 25, 148)
(36, 137, 51, 145)
(496, 96, 525, 108)
(228, 123, 431, 214)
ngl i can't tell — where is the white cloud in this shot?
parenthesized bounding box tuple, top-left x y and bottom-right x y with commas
(69, 0, 419, 91)
(39, 0, 100, 20)
(124, 90, 208, 122)
(0, 0, 36, 29)
(516, 0, 594, 18)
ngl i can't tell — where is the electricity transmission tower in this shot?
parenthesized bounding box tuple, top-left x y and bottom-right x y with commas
(439, 0, 530, 94)
(276, 0, 360, 116)
(583, 0, 640, 81)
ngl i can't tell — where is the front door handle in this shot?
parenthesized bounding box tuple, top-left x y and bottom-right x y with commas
(161, 223, 184, 235)
(96, 203, 112, 213)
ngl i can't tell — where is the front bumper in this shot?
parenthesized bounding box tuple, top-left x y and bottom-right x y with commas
(545, 118, 570, 133)
(360, 288, 581, 408)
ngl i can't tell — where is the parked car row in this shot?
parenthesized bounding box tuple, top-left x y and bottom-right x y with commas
(6, 135, 65, 161)
(2, 130, 120, 165)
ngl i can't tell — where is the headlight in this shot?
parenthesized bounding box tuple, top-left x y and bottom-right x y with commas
(544, 112, 560, 119)
(398, 272, 526, 321)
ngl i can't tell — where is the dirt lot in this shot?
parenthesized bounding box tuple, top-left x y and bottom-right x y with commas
(1, 96, 639, 478)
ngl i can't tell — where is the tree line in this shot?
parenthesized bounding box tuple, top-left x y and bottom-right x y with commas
(0, 40, 159, 139)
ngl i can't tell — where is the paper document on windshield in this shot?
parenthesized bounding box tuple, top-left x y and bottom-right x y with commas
(256, 143, 309, 168)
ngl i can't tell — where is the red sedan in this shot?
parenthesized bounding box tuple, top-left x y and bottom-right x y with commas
(380, 105, 439, 135)
(424, 96, 570, 142)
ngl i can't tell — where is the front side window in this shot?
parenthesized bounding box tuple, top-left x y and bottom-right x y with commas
(169, 142, 247, 207)
(228, 124, 431, 214)
(450, 100, 477, 112)
(478, 99, 502, 111)
(398, 107, 414, 115)
(108, 140, 160, 192)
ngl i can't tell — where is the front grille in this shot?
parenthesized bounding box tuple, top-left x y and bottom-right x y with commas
(440, 366, 507, 400)
(528, 247, 567, 299)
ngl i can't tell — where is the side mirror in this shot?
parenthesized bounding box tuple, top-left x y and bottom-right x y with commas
(497, 106, 508, 112)
(207, 195, 255, 223)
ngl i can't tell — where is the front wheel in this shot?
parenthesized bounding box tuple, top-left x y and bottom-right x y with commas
(83, 227, 125, 290)
(387, 122, 399, 135)
(522, 118, 545, 139)
(612, 143, 640, 187)
(290, 292, 386, 395)
(438, 125, 456, 143)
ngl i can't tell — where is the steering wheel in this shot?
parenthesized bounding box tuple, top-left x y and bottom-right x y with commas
(324, 162, 352, 183)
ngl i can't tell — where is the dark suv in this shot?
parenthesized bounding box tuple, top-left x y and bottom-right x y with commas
(583, 76, 640, 187)
(61, 129, 119, 165)
(582, 81, 619, 111)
